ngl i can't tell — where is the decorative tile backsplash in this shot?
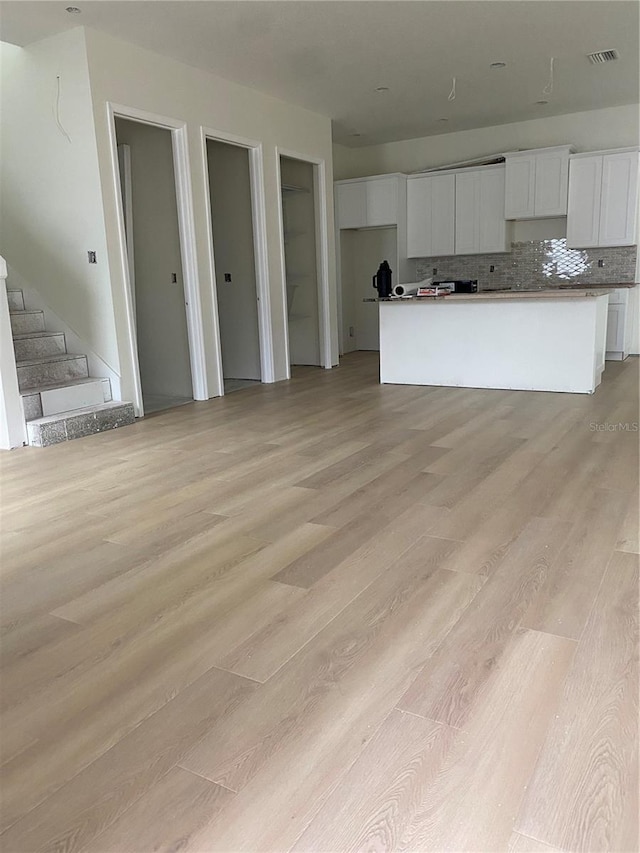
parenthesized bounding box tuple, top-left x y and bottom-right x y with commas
(415, 240, 637, 290)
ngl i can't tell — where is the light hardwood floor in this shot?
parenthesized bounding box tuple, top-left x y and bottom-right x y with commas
(0, 352, 638, 853)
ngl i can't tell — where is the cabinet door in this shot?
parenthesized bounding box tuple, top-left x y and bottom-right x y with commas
(566, 156, 603, 248)
(535, 148, 570, 216)
(335, 182, 367, 229)
(366, 178, 398, 226)
(598, 152, 639, 247)
(606, 303, 625, 352)
(455, 171, 480, 255)
(479, 168, 508, 252)
(406, 174, 455, 257)
(505, 155, 536, 219)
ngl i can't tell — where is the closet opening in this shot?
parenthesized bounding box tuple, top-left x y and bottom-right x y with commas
(279, 155, 323, 369)
(206, 137, 264, 394)
(115, 117, 194, 415)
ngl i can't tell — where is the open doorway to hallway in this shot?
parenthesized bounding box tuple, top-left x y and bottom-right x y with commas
(115, 118, 193, 415)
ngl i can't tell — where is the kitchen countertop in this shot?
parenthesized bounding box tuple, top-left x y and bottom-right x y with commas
(367, 288, 612, 303)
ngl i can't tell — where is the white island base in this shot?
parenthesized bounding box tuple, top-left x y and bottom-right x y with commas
(379, 291, 609, 394)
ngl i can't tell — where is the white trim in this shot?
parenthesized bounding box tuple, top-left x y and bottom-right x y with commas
(200, 126, 275, 393)
(171, 125, 208, 400)
(276, 147, 334, 371)
(106, 102, 209, 414)
(0, 257, 27, 449)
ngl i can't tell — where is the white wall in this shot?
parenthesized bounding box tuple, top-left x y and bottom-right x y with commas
(115, 119, 193, 400)
(0, 29, 120, 376)
(207, 139, 261, 381)
(333, 104, 640, 179)
(84, 26, 338, 400)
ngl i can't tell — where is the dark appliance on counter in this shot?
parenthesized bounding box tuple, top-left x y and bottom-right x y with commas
(373, 260, 393, 298)
(435, 279, 478, 293)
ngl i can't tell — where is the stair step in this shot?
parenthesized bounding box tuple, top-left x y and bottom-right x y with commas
(26, 402, 136, 447)
(10, 310, 45, 335)
(17, 353, 88, 391)
(13, 331, 66, 360)
(21, 377, 112, 421)
(7, 290, 25, 311)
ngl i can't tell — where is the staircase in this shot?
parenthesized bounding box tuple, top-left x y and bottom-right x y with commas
(8, 288, 135, 447)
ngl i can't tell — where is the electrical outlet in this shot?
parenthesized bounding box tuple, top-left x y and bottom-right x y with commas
(597, 259, 605, 268)
(87, 251, 97, 264)
(490, 265, 495, 273)
(224, 272, 232, 282)
(432, 267, 438, 276)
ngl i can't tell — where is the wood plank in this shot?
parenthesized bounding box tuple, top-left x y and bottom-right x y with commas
(290, 630, 575, 852)
(515, 550, 639, 852)
(177, 543, 483, 850)
(398, 516, 572, 728)
(87, 767, 234, 853)
(0, 668, 255, 852)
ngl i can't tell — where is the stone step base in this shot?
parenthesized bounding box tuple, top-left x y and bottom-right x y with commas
(26, 402, 136, 447)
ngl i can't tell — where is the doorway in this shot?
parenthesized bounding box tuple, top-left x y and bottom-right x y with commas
(114, 117, 193, 414)
(206, 139, 262, 393)
(279, 155, 322, 368)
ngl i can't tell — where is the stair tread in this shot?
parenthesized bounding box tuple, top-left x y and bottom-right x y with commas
(16, 353, 86, 367)
(28, 401, 133, 427)
(20, 376, 107, 397)
(12, 331, 64, 340)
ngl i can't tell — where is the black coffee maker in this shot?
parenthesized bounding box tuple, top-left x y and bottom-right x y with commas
(372, 260, 393, 298)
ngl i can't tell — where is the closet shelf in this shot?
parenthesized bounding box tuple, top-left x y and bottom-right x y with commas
(281, 183, 310, 194)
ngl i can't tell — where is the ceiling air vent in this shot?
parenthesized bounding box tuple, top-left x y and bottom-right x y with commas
(587, 49, 619, 64)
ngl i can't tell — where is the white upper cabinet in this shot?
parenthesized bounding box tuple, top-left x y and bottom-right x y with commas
(366, 178, 399, 227)
(567, 149, 639, 248)
(407, 173, 455, 257)
(599, 152, 639, 246)
(335, 175, 404, 230)
(408, 166, 507, 257)
(335, 181, 367, 229)
(566, 156, 603, 247)
(504, 145, 572, 219)
(456, 166, 507, 255)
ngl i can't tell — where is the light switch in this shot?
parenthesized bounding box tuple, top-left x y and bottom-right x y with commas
(224, 273, 232, 282)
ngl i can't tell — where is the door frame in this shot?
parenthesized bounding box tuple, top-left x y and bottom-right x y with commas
(106, 102, 208, 416)
(275, 147, 333, 373)
(200, 127, 274, 395)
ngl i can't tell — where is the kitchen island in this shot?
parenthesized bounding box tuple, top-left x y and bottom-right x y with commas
(376, 289, 610, 394)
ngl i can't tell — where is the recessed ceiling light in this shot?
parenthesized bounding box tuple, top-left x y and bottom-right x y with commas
(536, 100, 549, 105)
(65, 6, 81, 12)
(350, 132, 362, 137)
(375, 86, 389, 92)
(437, 118, 449, 123)
(490, 61, 507, 69)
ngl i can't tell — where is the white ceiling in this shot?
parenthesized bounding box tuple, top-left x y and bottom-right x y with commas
(1, 1, 638, 147)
